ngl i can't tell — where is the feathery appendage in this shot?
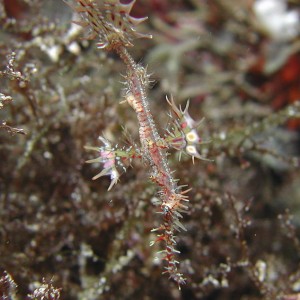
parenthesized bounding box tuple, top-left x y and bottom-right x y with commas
(85, 136, 138, 190)
(65, 0, 151, 50)
(165, 96, 212, 163)
(67, 0, 207, 287)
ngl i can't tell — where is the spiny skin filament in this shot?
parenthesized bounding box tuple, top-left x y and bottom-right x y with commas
(68, 0, 208, 287)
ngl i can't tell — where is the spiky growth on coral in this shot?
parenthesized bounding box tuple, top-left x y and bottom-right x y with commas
(66, 0, 206, 287)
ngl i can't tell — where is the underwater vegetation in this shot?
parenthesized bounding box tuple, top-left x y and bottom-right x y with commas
(1, 0, 300, 299)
